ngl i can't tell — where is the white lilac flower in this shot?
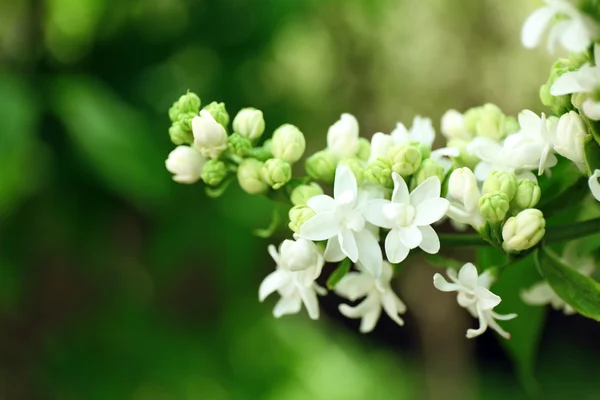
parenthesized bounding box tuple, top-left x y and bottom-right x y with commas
(446, 167, 484, 228)
(259, 239, 326, 320)
(391, 115, 436, 148)
(521, 243, 596, 314)
(441, 109, 470, 141)
(192, 110, 228, 159)
(364, 173, 449, 263)
(369, 132, 395, 162)
(300, 165, 384, 277)
(515, 110, 558, 176)
(521, 0, 598, 53)
(327, 113, 360, 159)
(433, 263, 517, 339)
(335, 262, 406, 333)
(551, 44, 600, 120)
(554, 111, 588, 171)
(165, 145, 206, 184)
(590, 169, 600, 201)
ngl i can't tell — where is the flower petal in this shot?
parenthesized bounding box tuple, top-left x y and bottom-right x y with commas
(561, 18, 591, 53)
(457, 263, 479, 289)
(324, 235, 346, 262)
(381, 291, 406, 326)
(466, 304, 489, 339)
(364, 199, 395, 229)
(474, 287, 502, 310)
(410, 176, 441, 206)
(589, 169, 600, 201)
(259, 270, 288, 301)
(298, 286, 320, 320)
(433, 273, 462, 292)
(334, 165, 358, 201)
(551, 70, 588, 96)
(299, 212, 340, 241)
(414, 198, 449, 226)
(335, 272, 373, 301)
(418, 225, 441, 254)
(399, 225, 422, 249)
(521, 6, 556, 48)
(340, 230, 359, 262)
(391, 172, 410, 204)
(385, 229, 410, 264)
(307, 194, 336, 213)
(355, 229, 383, 277)
(359, 308, 383, 333)
(268, 244, 280, 265)
(273, 293, 302, 317)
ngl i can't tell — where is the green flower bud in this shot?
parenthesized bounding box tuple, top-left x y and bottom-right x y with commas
(356, 137, 372, 162)
(388, 144, 422, 177)
(410, 158, 445, 190)
(177, 92, 201, 114)
(339, 157, 365, 183)
(365, 158, 393, 188)
(201, 159, 227, 186)
(409, 141, 431, 159)
(271, 124, 306, 163)
(510, 179, 541, 214)
(233, 108, 265, 141)
(504, 116, 519, 136)
(168, 101, 180, 123)
(290, 183, 323, 206)
(482, 170, 517, 201)
(475, 103, 507, 141)
(202, 102, 229, 129)
(463, 106, 483, 134)
(169, 121, 193, 145)
(541, 59, 577, 115)
(571, 92, 587, 110)
(305, 150, 337, 184)
(178, 111, 197, 130)
(502, 209, 546, 253)
(478, 192, 510, 223)
(261, 158, 292, 190)
(237, 158, 269, 194)
(227, 133, 252, 157)
(288, 204, 316, 233)
(448, 139, 480, 170)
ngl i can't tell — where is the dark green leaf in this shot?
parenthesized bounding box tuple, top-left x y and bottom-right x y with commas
(535, 247, 600, 321)
(584, 134, 600, 174)
(537, 157, 583, 209)
(326, 258, 351, 290)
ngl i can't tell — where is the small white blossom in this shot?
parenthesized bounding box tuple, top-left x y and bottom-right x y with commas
(433, 263, 517, 339)
(441, 109, 470, 140)
(165, 145, 206, 184)
(551, 44, 600, 120)
(259, 239, 326, 320)
(327, 113, 360, 159)
(446, 167, 484, 228)
(369, 132, 395, 162)
(522, 0, 598, 53)
(391, 115, 436, 148)
(554, 111, 588, 171)
(364, 173, 449, 263)
(590, 169, 600, 201)
(335, 262, 406, 333)
(192, 110, 228, 159)
(300, 165, 384, 277)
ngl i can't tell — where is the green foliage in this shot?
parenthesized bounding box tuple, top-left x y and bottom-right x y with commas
(326, 258, 351, 289)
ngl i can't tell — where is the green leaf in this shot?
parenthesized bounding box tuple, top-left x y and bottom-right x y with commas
(537, 157, 583, 209)
(584, 134, 600, 174)
(326, 258, 351, 290)
(479, 247, 545, 395)
(535, 247, 600, 321)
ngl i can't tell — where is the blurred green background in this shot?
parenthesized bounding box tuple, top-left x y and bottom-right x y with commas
(1, 0, 600, 399)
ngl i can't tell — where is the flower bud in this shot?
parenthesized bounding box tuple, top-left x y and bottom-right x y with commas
(192, 110, 228, 159)
(388, 144, 422, 177)
(369, 132, 394, 162)
(237, 158, 269, 194)
(478, 192, 510, 222)
(510, 179, 541, 214)
(365, 158, 393, 188)
(482, 170, 517, 201)
(201, 159, 228, 186)
(409, 141, 431, 159)
(447, 139, 480, 170)
(288, 205, 317, 234)
(233, 108, 265, 141)
(476, 103, 506, 141)
(279, 238, 320, 271)
(168, 101, 180, 123)
(448, 167, 480, 212)
(541, 59, 575, 116)
(271, 124, 306, 163)
(504, 116, 519, 136)
(261, 158, 292, 190)
(290, 183, 323, 206)
(202, 102, 229, 129)
(305, 150, 337, 184)
(168, 121, 193, 145)
(327, 113, 359, 159)
(502, 209, 546, 253)
(177, 92, 201, 114)
(463, 106, 483, 134)
(441, 109, 471, 140)
(411, 158, 445, 190)
(554, 111, 588, 170)
(227, 133, 252, 157)
(165, 146, 205, 184)
(356, 137, 371, 161)
(339, 156, 365, 183)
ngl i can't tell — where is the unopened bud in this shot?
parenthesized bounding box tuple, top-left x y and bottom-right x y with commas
(169, 121, 193, 145)
(305, 150, 337, 184)
(290, 183, 324, 206)
(448, 167, 480, 212)
(478, 192, 510, 222)
(233, 108, 265, 141)
(327, 113, 359, 159)
(411, 158, 445, 190)
(476, 103, 506, 141)
(288, 205, 317, 233)
(261, 158, 292, 190)
(510, 179, 541, 214)
(483, 170, 517, 201)
(227, 133, 252, 157)
(192, 110, 228, 159)
(203, 102, 229, 129)
(339, 157, 365, 183)
(201, 159, 227, 186)
(365, 158, 393, 188)
(356, 137, 372, 161)
(271, 124, 306, 163)
(389, 144, 422, 177)
(502, 209, 545, 253)
(237, 158, 269, 194)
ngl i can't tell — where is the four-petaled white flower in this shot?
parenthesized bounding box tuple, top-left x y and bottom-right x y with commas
(365, 173, 449, 263)
(300, 165, 384, 277)
(551, 43, 600, 120)
(335, 262, 407, 333)
(327, 113, 360, 159)
(590, 169, 600, 201)
(433, 263, 517, 339)
(192, 110, 228, 159)
(522, 0, 598, 53)
(165, 145, 206, 184)
(259, 238, 326, 320)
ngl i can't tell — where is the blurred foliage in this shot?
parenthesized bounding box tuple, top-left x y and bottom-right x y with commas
(1, 0, 600, 399)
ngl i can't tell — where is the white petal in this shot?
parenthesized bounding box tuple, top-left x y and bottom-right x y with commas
(551, 70, 588, 96)
(259, 270, 288, 301)
(324, 235, 346, 262)
(588, 169, 600, 201)
(268, 244, 280, 264)
(391, 172, 410, 204)
(561, 18, 591, 53)
(334, 165, 358, 201)
(547, 19, 570, 53)
(355, 229, 383, 277)
(359, 308, 383, 333)
(583, 99, 600, 121)
(521, 6, 556, 48)
(340, 230, 359, 262)
(457, 263, 479, 289)
(398, 225, 422, 249)
(410, 176, 441, 206)
(414, 198, 449, 226)
(466, 305, 489, 338)
(385, 229, 410, 264)
(490, 311, 518, 321)
(433, 273, 462, 292)
(273, 293, 302, 317)
(418, 225, 441, 254)
(364, 199, 395, 229)
(381, 291, 406, 326)
(299, 212, 340, 241)
(473, 161, 493, 182)
(521, 282, 554, 306)
(307, 194, 336, 213)
(335, 272, 373, 301)
(298, 287, 320, 320)
(474, 287, 502, 310)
